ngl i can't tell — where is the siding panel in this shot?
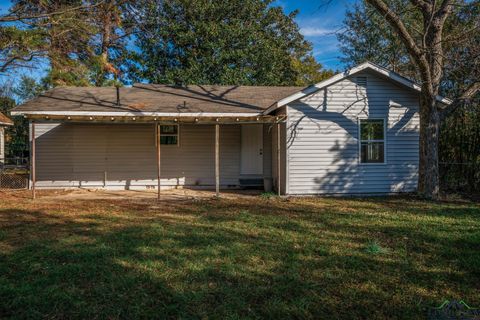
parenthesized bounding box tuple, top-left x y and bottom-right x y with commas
(34, 123, 242, 189)
(286, 71, 419, 194)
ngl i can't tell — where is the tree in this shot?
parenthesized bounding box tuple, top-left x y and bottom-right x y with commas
(291, 55, 334, 86)
(0, 1, 103, 80)
(348, 0, 480, 199)
(439, 104, 480, 192)
(338, 1, 480, 194)
(128, 0, 330, 86)
(0, 77, 44, 159)
(88, 0, 132, 86)
(0, 26, 46, 75)
(337, 1, 418, 80)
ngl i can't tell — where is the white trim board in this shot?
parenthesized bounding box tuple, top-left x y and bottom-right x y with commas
(263, 61, 452, 115)
(10, 111, 262, 117)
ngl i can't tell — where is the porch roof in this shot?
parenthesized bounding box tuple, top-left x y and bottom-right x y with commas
(0, 112, 13, 126)
(12, 84, 304, 118)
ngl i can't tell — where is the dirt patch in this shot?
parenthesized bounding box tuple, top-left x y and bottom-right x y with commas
(0, 188, 264, 202)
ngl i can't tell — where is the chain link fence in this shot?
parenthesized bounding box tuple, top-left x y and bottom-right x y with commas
(0, 157, 29, 190)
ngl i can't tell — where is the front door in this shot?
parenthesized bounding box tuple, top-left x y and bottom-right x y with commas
(241, 124, 263, 175)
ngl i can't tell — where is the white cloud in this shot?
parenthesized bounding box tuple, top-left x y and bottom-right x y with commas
(300, 27, 335, 37)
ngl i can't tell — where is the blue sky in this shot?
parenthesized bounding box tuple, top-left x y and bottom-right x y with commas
(273, 0, 356, 70)
(0, 0, 356, 83)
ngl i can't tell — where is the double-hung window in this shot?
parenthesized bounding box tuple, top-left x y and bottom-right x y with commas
(359, 119, 385, 163)
(160, 125, 179, 145)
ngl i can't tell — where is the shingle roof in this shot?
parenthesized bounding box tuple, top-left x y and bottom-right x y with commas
(0, 112, 13, 126)
(13, 84, 305, 114)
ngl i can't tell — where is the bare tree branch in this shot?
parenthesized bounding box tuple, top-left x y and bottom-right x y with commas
(0, 52, 45, 74)
(409, 0, 431, 12)
(441, 81, 480, 117)
(365, 0, 433, 92)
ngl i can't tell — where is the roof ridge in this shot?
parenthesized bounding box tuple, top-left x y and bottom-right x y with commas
(133, 83, 305, 89)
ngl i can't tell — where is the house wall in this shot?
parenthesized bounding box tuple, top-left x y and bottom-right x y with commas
(286, 70, 420, 195)
(32, 123, 251, 189)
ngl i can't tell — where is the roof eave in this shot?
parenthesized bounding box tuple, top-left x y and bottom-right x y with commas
(10, 111, 285, 124)
(10, 111, 264, 117)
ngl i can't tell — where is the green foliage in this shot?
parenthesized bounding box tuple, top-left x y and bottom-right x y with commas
(439, 105, 480, 192)
(0, 76, 45, 159)
(13, 76, 46, 101)
(129, 0, 329, 85)
(6, 0, 94, 86)
(260, 191, 278, 199)
(0, 26, 46, 74)
(0, 95, 27, 159)
(291, 55, 334, 86)
(3, 1, 330, 87)
(5, 0, 129, 87)
(364, 240, 387, 254)
(337, 1, 419, 80)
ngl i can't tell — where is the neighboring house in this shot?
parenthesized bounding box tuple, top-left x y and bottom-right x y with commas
(0, 112, 14, 166)
(11, 62, 449, 195)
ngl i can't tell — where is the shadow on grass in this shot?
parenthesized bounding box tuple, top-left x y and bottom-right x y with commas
(0, 197, 479, 319)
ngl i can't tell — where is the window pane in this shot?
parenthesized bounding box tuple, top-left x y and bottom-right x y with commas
(361, 142, 384, 163)
(160, 125, 178, 134)
(160, 136, 178, 145)
(360, 120, 384, 140)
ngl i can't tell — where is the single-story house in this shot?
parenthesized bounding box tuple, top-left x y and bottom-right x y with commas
(0, 112, 14, 166)
(12, 62, 450, 196)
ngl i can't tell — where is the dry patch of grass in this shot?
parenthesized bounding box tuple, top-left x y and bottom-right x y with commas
(0, 191, 479, 319)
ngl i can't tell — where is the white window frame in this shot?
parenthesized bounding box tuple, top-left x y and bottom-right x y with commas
(160, 124, 180, 146)
(358, 118, 387, 165)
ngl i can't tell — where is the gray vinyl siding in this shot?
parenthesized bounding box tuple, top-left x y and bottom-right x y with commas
(33, 123, 242, 189)
(286, 71, 420, 194)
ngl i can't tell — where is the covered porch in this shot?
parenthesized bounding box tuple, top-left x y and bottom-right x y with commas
(28, 114, 286, 200)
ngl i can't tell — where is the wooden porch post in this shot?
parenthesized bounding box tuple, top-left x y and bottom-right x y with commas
(156, 123, 161, 200)
(215, 124, 220, 197)
(277, 122, 281, 196)
(31, 122, 36, 199)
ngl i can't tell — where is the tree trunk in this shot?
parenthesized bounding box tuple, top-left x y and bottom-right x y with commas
(418, 93, 441, 199)
(95, 2, 113, 86)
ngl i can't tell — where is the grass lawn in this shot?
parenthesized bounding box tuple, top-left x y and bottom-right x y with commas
(0, 191, 479, 319)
